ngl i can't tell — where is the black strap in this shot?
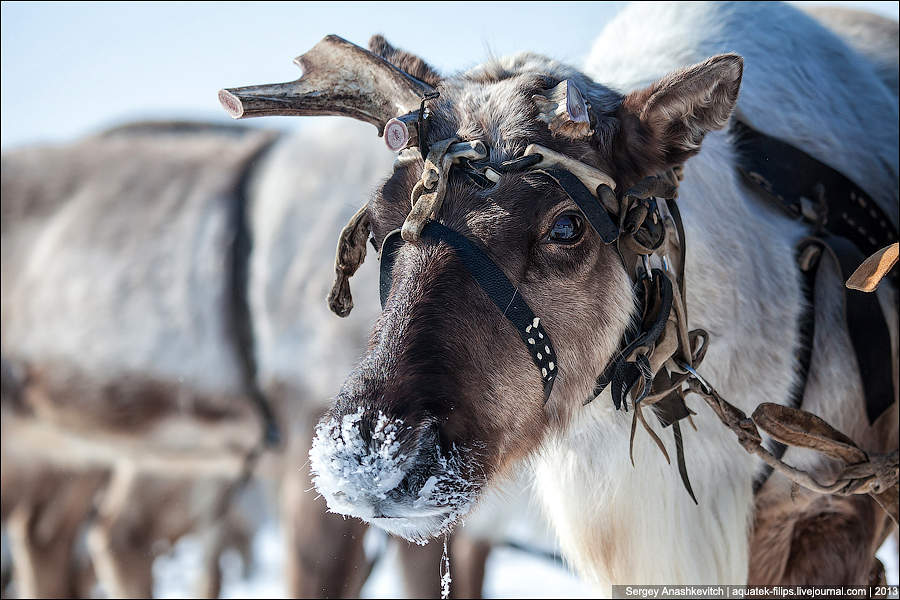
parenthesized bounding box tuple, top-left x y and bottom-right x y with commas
(672, 420, 698, 505)
(532, 168, 620, 243)
(379, 223, 557, 401)
(379, 229, 405, 309)
(823, 235, 895, 424)
(733, 120, 898, 263)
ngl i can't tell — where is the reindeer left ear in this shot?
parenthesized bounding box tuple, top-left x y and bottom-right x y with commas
(621, 53, 743, 170)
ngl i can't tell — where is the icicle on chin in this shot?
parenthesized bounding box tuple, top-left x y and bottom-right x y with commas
(440, 533, 451, 600)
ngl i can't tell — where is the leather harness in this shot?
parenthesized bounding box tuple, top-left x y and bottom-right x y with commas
(336, 108, 898, 505)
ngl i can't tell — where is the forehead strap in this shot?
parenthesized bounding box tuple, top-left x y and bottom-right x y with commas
(379, 222, 558, 401)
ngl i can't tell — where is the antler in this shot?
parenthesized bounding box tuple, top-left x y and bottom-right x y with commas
(218, 35, 433, 135)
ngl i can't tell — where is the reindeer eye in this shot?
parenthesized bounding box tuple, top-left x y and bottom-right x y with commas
(547, 212, 585, 243)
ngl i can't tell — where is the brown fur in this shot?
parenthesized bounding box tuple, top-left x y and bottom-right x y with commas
(749, 479, 893, 585)
(1, 460, 107, 599)
(369, 35, 442, 87)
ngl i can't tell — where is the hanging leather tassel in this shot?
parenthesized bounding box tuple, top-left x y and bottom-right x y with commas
(327, 203, 371, 317)
(672, 420, 698, 504)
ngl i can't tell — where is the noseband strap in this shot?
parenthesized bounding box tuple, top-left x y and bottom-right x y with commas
(379, 222, 558, 401)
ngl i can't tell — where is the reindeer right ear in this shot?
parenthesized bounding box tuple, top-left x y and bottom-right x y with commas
(618, 53, 743, 174)
(369, 35, 442, 87)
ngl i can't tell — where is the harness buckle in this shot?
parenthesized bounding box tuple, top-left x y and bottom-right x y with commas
(678, 361, 712, 394)
(641, 255, 654, 280)
(401, 139, 487, 242)
(662, 254, 672, 273)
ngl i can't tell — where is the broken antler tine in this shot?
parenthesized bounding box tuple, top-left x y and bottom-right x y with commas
(533, 79, 593, 141)
(218, 35, 433, 134)
(218, 83, 304, 119)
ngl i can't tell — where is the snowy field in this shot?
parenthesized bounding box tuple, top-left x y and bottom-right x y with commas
(151, 520, 897, 598)
(153, 519, 598, 599)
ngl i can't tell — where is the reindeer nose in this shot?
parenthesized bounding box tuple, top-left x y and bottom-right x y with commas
(308, 407, 435, 519)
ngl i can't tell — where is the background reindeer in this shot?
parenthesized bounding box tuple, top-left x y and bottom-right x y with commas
(1, 118, 565, 598)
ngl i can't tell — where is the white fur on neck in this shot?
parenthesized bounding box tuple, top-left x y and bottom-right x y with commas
(532, 133, 797, 587)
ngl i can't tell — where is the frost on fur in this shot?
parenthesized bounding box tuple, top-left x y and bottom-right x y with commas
(413, 444, 480, 539)
(309, 407, 483, 543)
(309, 407, 408, 517)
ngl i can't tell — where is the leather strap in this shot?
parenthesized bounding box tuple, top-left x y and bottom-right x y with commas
(820, 235, 895, 424)
(379, 223, 558, 400)
(531, 168, 620, 243)
(379, 228, 405, 309)
(733, 120, 898, 266)
(590, 270, 674, 409)
(754, 241, 819, 493)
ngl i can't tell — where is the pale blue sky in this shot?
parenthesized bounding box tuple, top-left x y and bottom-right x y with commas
(1, 1, 897, 148)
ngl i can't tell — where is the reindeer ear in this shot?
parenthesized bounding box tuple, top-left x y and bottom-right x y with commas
(620, 53, 743, 171)
(369, 35, 441, 87)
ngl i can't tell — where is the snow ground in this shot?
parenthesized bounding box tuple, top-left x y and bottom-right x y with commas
(153, 519, 596, 599)
(153, 519, 897, 599)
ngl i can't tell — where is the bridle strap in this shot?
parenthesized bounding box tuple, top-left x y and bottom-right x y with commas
(380, 222, 558, 400)
(379, 228, 405, 308)
(531, 168, 620, 243)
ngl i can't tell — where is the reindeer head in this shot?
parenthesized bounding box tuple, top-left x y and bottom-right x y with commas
(220, 35, 742, 542)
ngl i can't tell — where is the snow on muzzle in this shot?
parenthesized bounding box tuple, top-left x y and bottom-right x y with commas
(308, 407, 481, 543)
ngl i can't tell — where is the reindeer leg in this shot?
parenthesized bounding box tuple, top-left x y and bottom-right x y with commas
(194, 504, 253, 599)
(87, 465, 154, 599)
(395, 537, 443, 599)
(280, 423, 369, 598)
(394, 533, 491, 599)
(195, 523, 225, 600)
(4, 465, 105, 599)
(449, 535, 491, 599)
(7, 504, 73, 598)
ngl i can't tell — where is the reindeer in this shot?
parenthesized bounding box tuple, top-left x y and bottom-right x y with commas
(2, 118, 538, 597)
(0, 451, 252, 599)
(221, 1, 898, 590)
